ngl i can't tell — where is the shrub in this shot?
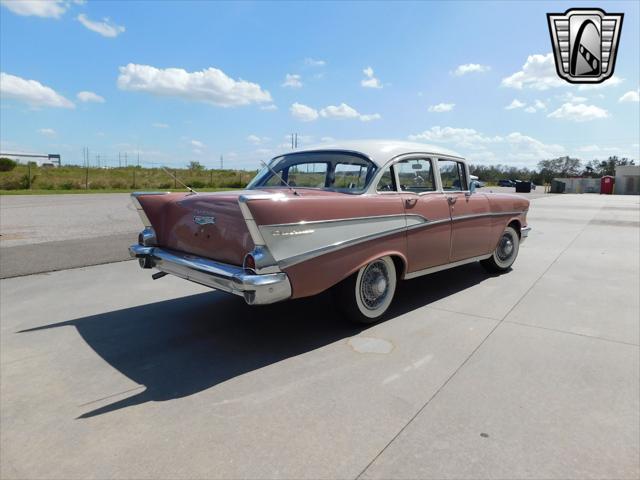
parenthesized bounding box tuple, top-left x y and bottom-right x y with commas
(0, 158, 17, 172)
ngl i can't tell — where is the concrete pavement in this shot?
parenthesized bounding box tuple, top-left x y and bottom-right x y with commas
(0, 193, 638, 479)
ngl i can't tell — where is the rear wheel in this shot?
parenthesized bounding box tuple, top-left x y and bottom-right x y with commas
(481, 226, 520, 272)
(335, 256, 397, 324)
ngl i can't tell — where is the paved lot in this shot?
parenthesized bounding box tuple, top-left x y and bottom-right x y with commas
(1, 193, 638, 479)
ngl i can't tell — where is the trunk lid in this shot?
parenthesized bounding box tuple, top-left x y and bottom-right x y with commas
(137, 191, 255, 266)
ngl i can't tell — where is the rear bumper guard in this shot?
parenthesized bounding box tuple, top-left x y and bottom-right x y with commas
(129, 244, 291, 305)
(521, 225, 531, 242)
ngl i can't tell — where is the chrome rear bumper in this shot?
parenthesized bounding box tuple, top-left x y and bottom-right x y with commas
(129, 244, 291, 305)
(521, 225, 531, 242)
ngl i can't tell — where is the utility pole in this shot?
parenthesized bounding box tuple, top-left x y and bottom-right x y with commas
(137, 149, 140, 168)
(295, 133, 298, 149)
(124, 152, 128, 167)
(118, 152, 122, 168)
(220, 154, 224, 170)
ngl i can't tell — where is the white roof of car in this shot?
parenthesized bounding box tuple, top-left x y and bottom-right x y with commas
(285, 140, 464, 166)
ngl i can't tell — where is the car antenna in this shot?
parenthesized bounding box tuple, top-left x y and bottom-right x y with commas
(259, 159, 298, 195)
(161, 166, 198, 194)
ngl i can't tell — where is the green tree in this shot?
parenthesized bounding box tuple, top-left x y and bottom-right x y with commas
(188, 160, 205, 171)
(0, 157, 17, 172)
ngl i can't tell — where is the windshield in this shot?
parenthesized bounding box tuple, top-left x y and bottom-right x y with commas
(247, 151, 377, 194)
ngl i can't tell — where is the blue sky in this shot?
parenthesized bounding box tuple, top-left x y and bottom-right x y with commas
(1, 0, 638, 169)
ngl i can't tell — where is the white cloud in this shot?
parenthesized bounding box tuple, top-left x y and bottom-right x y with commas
(619, 89, 639, 103)
(408, 126, 501, 150)
(1, 0, 66, 18)
(547, 103, 609, 122)
(76, 90, 105, 103)
(247, 134, 270, 145)
(407, 126, 564, 163)
(359, 113, 381, 122)
(523, 99, 547, 113)
(503, 132, 565, 162)
(190, 140, 205, 148)
(505, 99, 526, 110)
(282, 73, 302, 88)
(38, 128, 56, 137)
(117, 63, 272, 107)
(452, 63, 490, 76)
(260, 104, 277, 111)
(533, 99, 547, 110)
(577, 145, 601, 153)
(152, 123, 169, 128)
(577, 75, 624, 90)
(320, 136, 335, 143)
(304, 58, 326, 67)
(361, 66, 382, 89)
(320, 102, 381, 121)
(0, 72, 75, 108)
(77, 14, 125, 38)
(502, 53, 565, 90)
(320, 103, 359, 119)
(290, 102, 319, 122)
(559, 92, 588, 103)
(428, 103, 455, 113)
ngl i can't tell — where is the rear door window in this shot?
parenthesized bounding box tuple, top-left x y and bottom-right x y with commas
(438, 159, 468, 191)
(396, 159, 435, 192)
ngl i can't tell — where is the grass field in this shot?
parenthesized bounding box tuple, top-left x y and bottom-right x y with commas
(0, 165, 256, 192)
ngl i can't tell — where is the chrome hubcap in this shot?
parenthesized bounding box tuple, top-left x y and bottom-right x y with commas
(497, 233, 515, 261)
(360, 261, 390, 310)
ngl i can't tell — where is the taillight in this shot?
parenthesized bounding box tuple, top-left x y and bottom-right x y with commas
(243, 253, 256, 272)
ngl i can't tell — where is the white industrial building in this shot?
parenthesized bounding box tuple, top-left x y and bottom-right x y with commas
(615, 165, 640, 195)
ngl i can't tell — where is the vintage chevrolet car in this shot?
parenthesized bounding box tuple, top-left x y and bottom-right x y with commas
(129, 140, 530, 323)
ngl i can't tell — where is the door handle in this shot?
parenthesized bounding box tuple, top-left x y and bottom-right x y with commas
(405, 198, 417, 208)
(447, 196, 457, 205)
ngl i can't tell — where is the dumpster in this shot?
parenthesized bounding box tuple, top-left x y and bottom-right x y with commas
(550, 180, 566, 193)
(515, 180, 532, 193)
(600, 175, 614, 194)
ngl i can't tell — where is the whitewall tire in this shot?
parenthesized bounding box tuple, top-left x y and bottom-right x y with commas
(335, 256, 397, 324)
(481, 226, 520, 272)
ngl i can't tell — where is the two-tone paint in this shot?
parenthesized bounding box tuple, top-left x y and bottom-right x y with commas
(130, 140, 530, 304)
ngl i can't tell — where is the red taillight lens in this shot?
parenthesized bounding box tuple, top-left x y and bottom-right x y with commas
(244, 254, 256, 272)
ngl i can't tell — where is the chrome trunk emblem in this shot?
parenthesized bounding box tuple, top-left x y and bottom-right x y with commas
(193, 215, 216, 225)
(547, 8, 623, 84)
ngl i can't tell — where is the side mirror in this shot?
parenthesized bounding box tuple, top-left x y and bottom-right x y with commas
(468, 181, 477, 195)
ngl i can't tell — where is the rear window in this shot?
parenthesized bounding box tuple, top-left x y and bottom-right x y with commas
(247, 151, 377, 193)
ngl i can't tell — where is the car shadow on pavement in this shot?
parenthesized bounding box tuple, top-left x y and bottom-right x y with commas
(19, 263, 493, 419)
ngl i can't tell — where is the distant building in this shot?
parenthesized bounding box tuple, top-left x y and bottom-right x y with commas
(615, 165, 640, 195)
(551, 177, 600, 193)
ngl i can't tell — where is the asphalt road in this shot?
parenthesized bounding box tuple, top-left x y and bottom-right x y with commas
(1, 193, 638, 479)
(0, 187, 548, 278)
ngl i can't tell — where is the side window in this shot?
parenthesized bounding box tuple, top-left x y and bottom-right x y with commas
(287, 162, 328, 188)
(396, 159, 435, 192)
(376, 166, 396, 192)
(333, 163, 368, 190)
(438, 159, 468, 191)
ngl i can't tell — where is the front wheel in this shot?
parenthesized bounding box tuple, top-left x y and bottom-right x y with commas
(335, 256, 397, 324)
(481, 226, 520, 272)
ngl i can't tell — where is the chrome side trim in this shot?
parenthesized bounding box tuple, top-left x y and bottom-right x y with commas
(404, 254, 492, 280)
(129, 244, 291, 305)
(406, 217, 451, 231)
(263, 213, 429, 229)
(452, 210, 526, 222)
(520, 225, 531, 243)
